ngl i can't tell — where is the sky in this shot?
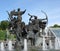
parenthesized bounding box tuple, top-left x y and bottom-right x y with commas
(0, 0, 60, 27)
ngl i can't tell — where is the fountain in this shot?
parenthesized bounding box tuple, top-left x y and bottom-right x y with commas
(8, 40, 12, 50)
(55, 37, 58, 49)
(49, 40, 53, 49)
(7, 8, 48, 51)
(24, 39, 27, 51)
(55, 37, 60, 50)
(43, 36, 47, 50)
(58, 38, 60, 48)
(0, 42, 5, 51)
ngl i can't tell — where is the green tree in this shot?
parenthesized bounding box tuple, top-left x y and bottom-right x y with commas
(0, 30, 6, 40)
(50, 24, 60, 28)
(0, 20, 9, 30)
(54, 24, 59, 27)
(0, 23, 2, 30)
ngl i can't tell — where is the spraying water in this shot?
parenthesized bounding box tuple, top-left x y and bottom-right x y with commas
(49, 40, 53, 49)
(55, 37, 60, 50)
(8, 40, 12, 50)
(43, 36, 47, 50)
(24, 39, 27, 51)
(55, 37, 58, 49)
(0, 42, 5, 51)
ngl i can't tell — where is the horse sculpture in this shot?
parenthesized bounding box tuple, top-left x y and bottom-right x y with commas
(7, 8, 26, 41)
(26, 11, 48, 45)
(7, 8, 48, 48)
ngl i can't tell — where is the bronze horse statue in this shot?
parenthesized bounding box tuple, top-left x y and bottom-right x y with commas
(25, 11, 48, 45)
(7, 8, 26, 40)
(7, 8, 48, 46)
(27, 10, 48, 32)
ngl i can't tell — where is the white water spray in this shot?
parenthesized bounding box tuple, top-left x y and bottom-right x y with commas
(8, 40, 12, 50)
(0, 42, 5, 51)
(49, 40, 53, 49)
(55, 37, 60, 50)
(43, 36, 47, 50)
(24, 39, 27, 51)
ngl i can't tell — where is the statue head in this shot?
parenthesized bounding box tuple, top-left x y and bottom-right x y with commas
(34, 16, 37, 19)
(18, 8, 20, 11)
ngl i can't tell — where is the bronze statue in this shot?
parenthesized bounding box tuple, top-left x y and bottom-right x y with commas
(27, 12, 48, 45)
(7, 8, 26, 22)
(7, 8, 26, 41)
(7, 8, 48, 47)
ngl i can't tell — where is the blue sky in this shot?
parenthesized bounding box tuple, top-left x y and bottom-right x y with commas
(0, 0, 60, 27)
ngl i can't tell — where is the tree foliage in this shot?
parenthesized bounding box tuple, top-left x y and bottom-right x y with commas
(0, 30, 6, 40)
(50, 24, 60, 28)
(0, 20, 16, 40)
(0, 20, 9, 30)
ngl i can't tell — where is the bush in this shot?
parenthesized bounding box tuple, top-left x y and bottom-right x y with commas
(0, 30, 6, 40)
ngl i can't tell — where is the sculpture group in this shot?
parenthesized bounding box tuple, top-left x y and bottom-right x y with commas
(7, 8, 48, 48)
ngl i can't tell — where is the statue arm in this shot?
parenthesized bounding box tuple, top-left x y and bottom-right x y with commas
(28, 13, 35, 17)
(6, 11, 11, 20)
(21, 9, 26, 15)
(6, 11, 10, 16)
(6, 11, 13, 21)
(28, 13, 33, 21)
